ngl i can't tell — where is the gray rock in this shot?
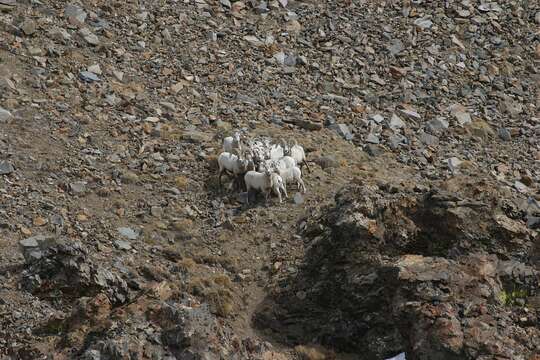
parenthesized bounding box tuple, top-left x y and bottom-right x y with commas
(514, 181, 529, 193)
(418, 132, 439, 146)
(387, 39, 404, 56)
(70, 181, 87, 194)
(366, 133, 380, 144)
(118, 227, 139, 240)
(79, 28, 99, 46)
(114, 240, 132, 251)
(294, 193, 304, 205)
(329, 124, 353, 140)
(220, 0, 231, 8)
(0, 160, 14, 175)
(414, 17, 433, 29)
(20, 19, 36, 36)
(389, 114, 405, 130)
(316, 155, 339, 169)
(365, 144, 383, 157)
(426, 118, 449, 133)
(370, 114, 385, 124)
(79, 71, 100, 82)
(388, 134, 407, 150)
(65, 3, 87, 23)
(498, 128, 511, 141)
(447, 157, 462, 173)
(398, 109, 422, 121)
(19, 235, 57, 262)
(0, 107, 12, 123)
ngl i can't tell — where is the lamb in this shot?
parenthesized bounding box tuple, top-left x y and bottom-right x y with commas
(289, 139, 310, 173)
(222, 132, 242, 154)
(277, 165, 306, 194)
(244, 170, 274, 204)
(217, 151, 249, 189)
(270, 172, 287, 203)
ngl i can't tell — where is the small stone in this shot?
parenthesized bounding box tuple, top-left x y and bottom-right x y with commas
(498, 128, 511, 141)
(79, 71, 100, 82)
(65, 3, 87, 24)
(447, 157, 462, 173)
(389, 114, 405, 130)
(20, 19, 36, 36)
(151, 206, 163, 217)
(114, 240, 132, 251)
(370, 114, 385, 124)
(79, 28, 99, 46)
(328, 124, 353, 140)
(316, 155, 339, 169)
(87, 64, 101, 75)
(398, 108, 422, 121)
(387, 39, 404, 56)
(285, 20, 302, 32)
(118, 227, 139, 240)
(426, 118, 449, 133)
(366, 133, 380, 144)
(388, 134, 407, 150)
(514, 181, 529, 193)
(0, 107, 13, 123)
(69, 182, 87, 194)
(365, 144, 383, 157)
(449, 104, 472, 126)
(0, 160, 15, 175)
(220, 0, 231, 8)
(414, 17, 433, 29)
(33, 216, 47, 226)
(418, 132, 439, 146)
(293, 193, 304, 205)
(113, 70, 124, 81)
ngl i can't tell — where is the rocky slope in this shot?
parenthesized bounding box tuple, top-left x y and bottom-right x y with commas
(0, 0, 539, 359)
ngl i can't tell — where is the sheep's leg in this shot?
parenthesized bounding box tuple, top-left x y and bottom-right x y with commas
(282, 183, 288, 199)
(245, 185, 251, 204)
(303, 159, 311, 173)
(218, 168, 224, 189)
(298, 178, 306, 193)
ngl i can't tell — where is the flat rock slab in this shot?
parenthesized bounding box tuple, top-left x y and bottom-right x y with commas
(118, 227, 139, 240)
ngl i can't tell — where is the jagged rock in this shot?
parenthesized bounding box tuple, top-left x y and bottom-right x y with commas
(328, 124, 353, 140)
(20, 241, 130, 304)
(257, 184, 539, 359)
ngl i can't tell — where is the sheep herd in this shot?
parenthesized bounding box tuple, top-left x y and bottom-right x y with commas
(217, 132, 308, 204)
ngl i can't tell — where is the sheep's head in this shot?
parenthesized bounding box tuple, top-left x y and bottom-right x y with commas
(233, 132, 241, 142)
(238, 158, 250, 173)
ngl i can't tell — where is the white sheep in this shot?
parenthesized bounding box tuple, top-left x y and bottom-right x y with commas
(223, 132, 242, 154)
(277, 165, 306, 194)
(258, 156, 296, 173)
(270, 172, 287, 203)
(217, 151, 249, 189)
(244, 170, 274, 204)
(290, 139, 310, 172)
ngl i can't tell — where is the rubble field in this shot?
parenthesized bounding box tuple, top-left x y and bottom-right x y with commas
(0, 0, 539, 359)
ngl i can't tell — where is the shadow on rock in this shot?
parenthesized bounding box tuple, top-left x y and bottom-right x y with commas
(254, 182, 540, 359)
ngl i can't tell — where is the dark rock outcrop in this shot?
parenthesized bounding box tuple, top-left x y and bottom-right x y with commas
(256, 183, 540, 359)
